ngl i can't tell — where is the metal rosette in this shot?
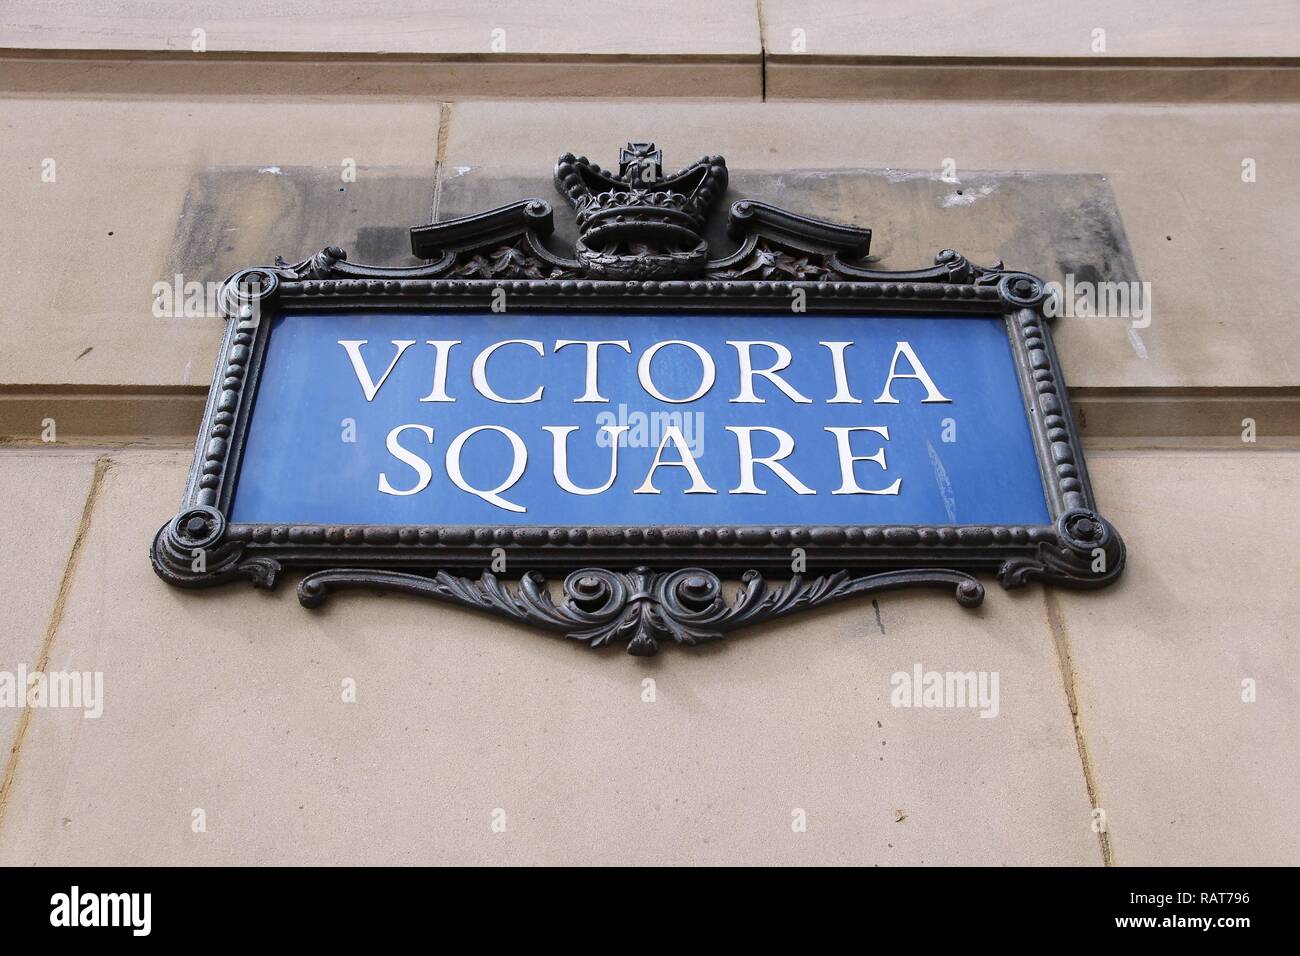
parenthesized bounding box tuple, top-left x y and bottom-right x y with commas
(151, 505, 226, 586)
(1053, 507, 1127, 588)
(562, 567, 631, 618)
(218, 267, 280, 324)
(996, 271, 1050, 309)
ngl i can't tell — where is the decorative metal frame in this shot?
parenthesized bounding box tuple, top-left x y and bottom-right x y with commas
(152, 144, 1125, 655)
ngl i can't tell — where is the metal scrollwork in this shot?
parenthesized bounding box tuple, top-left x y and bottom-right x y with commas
(997, 508, 1126, 589)
(295, 566, 986, 656)
(150, 506, 280, 590)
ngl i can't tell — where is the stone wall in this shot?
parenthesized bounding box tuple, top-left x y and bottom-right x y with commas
(1, 2, 1297, 865)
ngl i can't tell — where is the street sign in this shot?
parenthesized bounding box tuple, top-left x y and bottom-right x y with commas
(153, 143, 1124, 655)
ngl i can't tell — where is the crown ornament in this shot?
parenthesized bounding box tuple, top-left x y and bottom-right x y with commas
(554, 143, 728, 279)
(404, 140, 878, 284)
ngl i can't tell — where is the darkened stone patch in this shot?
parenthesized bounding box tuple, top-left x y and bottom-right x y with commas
(434, 166, 1139, 285)
(167, 166, 436, 282)
(169, 164, 1137, 288)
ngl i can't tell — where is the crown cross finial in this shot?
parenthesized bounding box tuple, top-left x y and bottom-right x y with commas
(619, 142, 663, 182)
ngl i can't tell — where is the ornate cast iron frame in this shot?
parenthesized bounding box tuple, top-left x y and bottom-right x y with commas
(152, 144, 1125, 655)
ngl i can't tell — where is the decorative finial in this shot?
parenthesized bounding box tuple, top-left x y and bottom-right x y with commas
(554, 143, 728, 279)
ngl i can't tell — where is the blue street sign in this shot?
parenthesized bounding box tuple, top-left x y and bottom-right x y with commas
(230, 311, 1050, 527)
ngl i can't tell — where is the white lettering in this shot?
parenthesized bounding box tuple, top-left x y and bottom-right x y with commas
(553, 340, 631, 402)
(378, 424, 434, 496)
(636, 340, 716, 403)
(825, 426, 902, 495)
(545, 424, 629, 494)
(874, 341, 951, 404)
(418, 340, 461, 402)
(339, 339, 415, 402)
(634, 425, 717, 494)
(726, 426, 815, 495)
(819, 341, 862, 403)
(445, 425, 528, 512)
(727, 341, 812, 403)
(472, 339, 545, 403)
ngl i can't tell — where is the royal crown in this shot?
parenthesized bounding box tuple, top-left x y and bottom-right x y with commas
(554, 143, 728, 279)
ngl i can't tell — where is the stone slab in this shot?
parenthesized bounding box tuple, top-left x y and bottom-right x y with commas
(0, 1, 761, 56)
(1056, 450, 1300, 865)
(0, 451, 98, 753)
(761, 0, 1300, 58)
